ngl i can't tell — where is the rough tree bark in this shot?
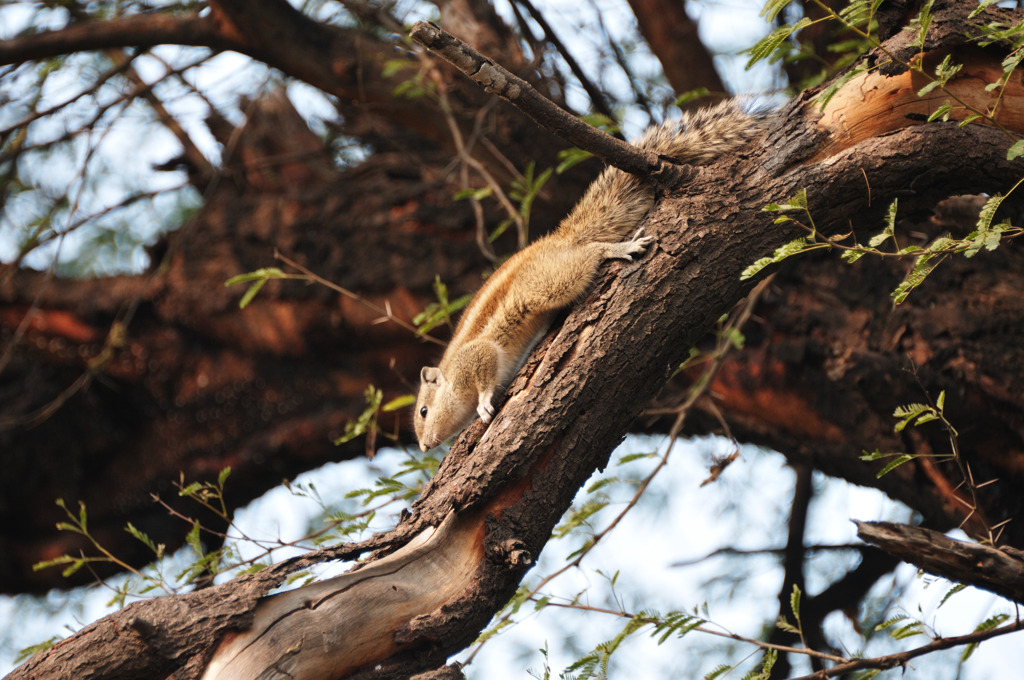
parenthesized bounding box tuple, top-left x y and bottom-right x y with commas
(5, 3, 1024, 677)
(0, 0, 597, 593)
(0, 0, 1020, 600)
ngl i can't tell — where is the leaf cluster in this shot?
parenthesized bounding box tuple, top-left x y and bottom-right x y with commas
(742, 191, 1023, 305)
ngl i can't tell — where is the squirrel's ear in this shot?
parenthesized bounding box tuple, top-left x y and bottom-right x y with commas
(421, 366, 441, 384)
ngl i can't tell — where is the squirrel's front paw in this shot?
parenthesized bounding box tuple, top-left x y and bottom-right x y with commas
(477, 394, 496, 424)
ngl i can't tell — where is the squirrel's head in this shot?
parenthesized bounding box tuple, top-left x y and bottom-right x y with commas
(414, 366, 476, 452)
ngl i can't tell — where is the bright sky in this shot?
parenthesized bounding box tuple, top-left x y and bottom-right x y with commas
(2, 436, 1022, 678)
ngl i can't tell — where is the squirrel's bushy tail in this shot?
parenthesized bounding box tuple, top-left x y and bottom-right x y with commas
(557, 101, 759, 245)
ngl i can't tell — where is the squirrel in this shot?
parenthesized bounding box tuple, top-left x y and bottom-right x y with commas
(415, 101, 760, 452)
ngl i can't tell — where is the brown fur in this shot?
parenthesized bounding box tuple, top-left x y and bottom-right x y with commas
(414, 102, 760, 451)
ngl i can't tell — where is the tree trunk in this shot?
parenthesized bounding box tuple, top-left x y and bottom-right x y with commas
(7, 5, 1024, 674)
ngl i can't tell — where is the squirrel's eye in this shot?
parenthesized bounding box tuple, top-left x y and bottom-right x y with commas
(419, 406, 428, 418)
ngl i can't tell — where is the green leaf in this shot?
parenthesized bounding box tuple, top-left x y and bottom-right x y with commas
(816, 61, 870, 110)
(917, 79, 943, 97)
(185, 520, 203, 555)
(556, 147, 595, 174)
(125, 522, 164, 558)
(381, 59, 412, 79)
(32, 555, 76, 573)
(853, 670, 882, 680)
(224, 267, 287, 287)
(382, 394, 416, 412)
(838, 0, 884, 29)
(789, 583, 802, 623)
(925, 101, 952, 122)
(962, 613, 1010, 660)
(15, 636, 62, 663)
(775, 615, 800, 634)
(876, 454, 915, 478)
(762, 189, 808, 212)
(860, 449, 889, 462)
(741, 237, 810, 280)
(892, 250, 945, 304)
(866, 200, 897, 248)
(740, 649, 777, 680)
(976, 193, 1005, 231)
(618, 451, 658, 465)
(453, 187, 493, 201)
(893, 402, 932, 432)
(875, 614, 909, 631)
(969, 0, 1001, 18)
(937, 582, 966, 608)
(675, 87, 711, 107)
(237, 562, 270, 575)
(179, 481, 203, 497)
(912, 0, 935, 48)
(238, 279, 266, 309)
(587, 477, 619, 493)
(760, 0, 795, 22)
(705, 665, 733, 680)
(744, 18, 813, 69)
(891, 621, 925, 639)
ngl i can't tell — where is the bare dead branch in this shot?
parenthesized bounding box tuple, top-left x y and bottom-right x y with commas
(856, 521, 1024, 604)
(410, 21, 664, 179)
(510, 0, 619, 125)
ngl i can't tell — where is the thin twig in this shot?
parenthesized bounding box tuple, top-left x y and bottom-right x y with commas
(589, 0, 654, 119)
(788, 619, 1024, 680)
(540, 600, 849, 664)
(274, 251, 446, 346)
(410, 22, 664, 180)
(510, 0, 619, 127)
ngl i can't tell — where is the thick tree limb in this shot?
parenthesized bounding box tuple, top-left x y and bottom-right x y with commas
(856, 521, 1024, 605)
(188, 45, 1024, 680)
(7, 5, 1024, 679)
(0, 15, 227, 66)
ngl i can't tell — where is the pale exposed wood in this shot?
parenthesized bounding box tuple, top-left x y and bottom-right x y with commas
(202, 511, 483, 679)
(812, 48, 1024, 162)
(7, 6, 1024, 679)
(202, 48, 1024, 677)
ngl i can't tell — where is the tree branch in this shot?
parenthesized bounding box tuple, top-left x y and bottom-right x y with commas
(410, 21, 664, 178)
(510, 0, 618, 124)
(0, 15, 227, 66)
(196, 95, 1024, 679)
(856, 521, 1024, 604)
(787, 619, 1024, 680)
(8, 7, 1024, 678)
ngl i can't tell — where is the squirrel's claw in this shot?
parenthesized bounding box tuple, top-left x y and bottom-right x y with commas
(478, 392, 496, 423)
